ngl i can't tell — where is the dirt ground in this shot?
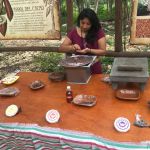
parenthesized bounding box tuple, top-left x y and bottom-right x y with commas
(0, 39, 63, 79)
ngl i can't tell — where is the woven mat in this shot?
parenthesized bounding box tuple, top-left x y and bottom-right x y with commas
(0, 123, 149, 150)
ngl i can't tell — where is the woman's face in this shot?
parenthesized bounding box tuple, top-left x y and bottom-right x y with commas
(80, 18, 91, 32)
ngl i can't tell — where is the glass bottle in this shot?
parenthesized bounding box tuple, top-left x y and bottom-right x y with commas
(66, 86, 73, 103)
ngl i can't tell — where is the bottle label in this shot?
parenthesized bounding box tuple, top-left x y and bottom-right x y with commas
(67, 96, 73, 99)
(66, 95, 73, 102)
(66, 89, 73, 103)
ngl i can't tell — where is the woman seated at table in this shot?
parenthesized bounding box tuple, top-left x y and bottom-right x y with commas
(59, 8, 106, 74)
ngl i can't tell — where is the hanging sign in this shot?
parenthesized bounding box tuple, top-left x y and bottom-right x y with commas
(0, 0, 60, 40)
(130, 0, 150, 44)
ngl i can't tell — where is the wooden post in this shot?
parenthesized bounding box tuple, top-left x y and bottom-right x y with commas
(66, 0, 73, 33)
(115, 0, 122, 52)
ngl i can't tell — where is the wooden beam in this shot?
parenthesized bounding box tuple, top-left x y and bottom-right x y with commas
(66, 0, 73, 33)
(1, 46, 150, 57)
(115, 0, 122, 52)
(105, 51, 150, 57)
(0, 46, 59, 52)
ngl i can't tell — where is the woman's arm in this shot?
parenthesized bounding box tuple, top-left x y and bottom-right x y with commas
(91, 37, 106, 55)
(59, 37, 81, 53)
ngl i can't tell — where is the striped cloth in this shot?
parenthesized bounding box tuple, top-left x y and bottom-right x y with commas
(0, 123, 149, 150)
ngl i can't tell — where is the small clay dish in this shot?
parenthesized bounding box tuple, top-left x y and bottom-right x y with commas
(73, 94, 97, 107)
(29, 80, 45, 90)
(116, 88, 140, 100)
(147, 101, 150, 107)
(0, 87, 20, 96)
(48, 72, 65, 82)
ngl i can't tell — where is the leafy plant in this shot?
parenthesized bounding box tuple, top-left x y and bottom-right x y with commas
(101, 56, 114, 74)
(33, 52, 65, 73)
(97, 4, 115, 21)
(148, 58, 150, 74)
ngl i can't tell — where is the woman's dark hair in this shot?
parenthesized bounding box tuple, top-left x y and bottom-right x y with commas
(77, 8, 101, 43)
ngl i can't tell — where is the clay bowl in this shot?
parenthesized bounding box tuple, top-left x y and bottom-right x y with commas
(116, 88, 140, 100)
(48, 72, 65, 82)
(0, 87, 20, 96)
(29, 80, 45, 90)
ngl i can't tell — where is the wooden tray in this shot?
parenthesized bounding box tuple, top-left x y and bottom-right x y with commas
(116, 88, 140, 100)
(59, 55, 94, 67)
(2, 76, 19, 85)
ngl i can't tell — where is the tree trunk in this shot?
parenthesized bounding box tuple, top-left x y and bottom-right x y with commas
(95, 0, 99, 13)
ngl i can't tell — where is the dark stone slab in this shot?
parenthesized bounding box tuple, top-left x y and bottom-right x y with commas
(110, 57, 149, 90)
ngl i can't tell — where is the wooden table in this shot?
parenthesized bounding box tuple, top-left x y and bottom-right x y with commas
(0, 72, 150, 149)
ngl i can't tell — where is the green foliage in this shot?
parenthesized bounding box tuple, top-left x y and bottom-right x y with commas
(107, 37, 114, 46)
(73, 8, 79, 24)
(141, 45, 150, 51)
(97, 4, 115, 21)
(0, 42, 4, 48)
(60, 0, 67, 24)
(148, 58, 150, 74)
(33, 52, 65, 73)
(101, 57, 114, 74)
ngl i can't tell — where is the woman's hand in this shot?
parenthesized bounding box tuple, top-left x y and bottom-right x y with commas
(73, 44, 81, 51)
(76, 48, 91, 54)
(59, 37, 81, 53)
